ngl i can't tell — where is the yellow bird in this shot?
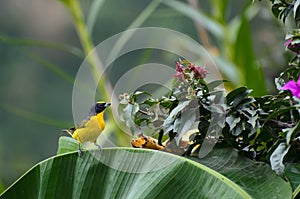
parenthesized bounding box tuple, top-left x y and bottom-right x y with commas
(64, 101, 111, 156)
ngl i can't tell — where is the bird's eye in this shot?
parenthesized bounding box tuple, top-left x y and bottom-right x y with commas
(95, 103, 105, 113)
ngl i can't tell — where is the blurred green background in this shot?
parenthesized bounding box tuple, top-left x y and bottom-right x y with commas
(0, 0, 293, 188)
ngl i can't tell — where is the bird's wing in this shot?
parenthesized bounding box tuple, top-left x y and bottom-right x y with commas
(67, 107, 96, 131)
(75, 114, 94, 129)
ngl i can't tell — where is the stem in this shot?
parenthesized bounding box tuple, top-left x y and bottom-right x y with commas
(65, 0, 111, 101)
(260, 119, 295, 129)
(60, 0, 129, 145)
(138, 109, 150, 115)
(289, 99, 295, 123)
(67, 0, 93, 56)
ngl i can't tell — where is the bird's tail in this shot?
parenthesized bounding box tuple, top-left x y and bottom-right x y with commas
(62, 128, 75, 137)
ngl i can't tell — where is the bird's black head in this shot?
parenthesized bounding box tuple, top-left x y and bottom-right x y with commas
(94, 102, 111, 114)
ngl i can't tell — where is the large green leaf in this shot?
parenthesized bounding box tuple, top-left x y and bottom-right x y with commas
(1, 136, 294, 198)
(191, 147, 293, 199)
(1, 147, 252, 199)
(284, 163, 300, 198)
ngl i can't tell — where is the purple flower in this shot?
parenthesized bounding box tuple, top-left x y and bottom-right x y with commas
(281, 76, 300, 99)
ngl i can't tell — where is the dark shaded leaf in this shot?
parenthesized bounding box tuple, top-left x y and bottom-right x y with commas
(226, 87, 250, 106)
(284, 163, 300, 191)
(272, 3, 284, 19)
(286, 122, 300, 145)
(190, 147, 292, 199)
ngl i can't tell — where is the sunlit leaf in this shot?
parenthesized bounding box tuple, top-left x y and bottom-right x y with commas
(175, 109, 197, 144)
(57, 136, 78, 155)
(270, 142, 291, 175)
(163, 100, 190, 134)
(118, 103, 140, 134)
(0, 148, 254, 199)
(285, 122, 300, 145)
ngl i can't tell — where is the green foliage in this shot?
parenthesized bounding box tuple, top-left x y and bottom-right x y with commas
(1, 0, 299, 197)
(0, 139, 293, 199)
(270, 0, 300, 27)
(118, 57, 300, 196)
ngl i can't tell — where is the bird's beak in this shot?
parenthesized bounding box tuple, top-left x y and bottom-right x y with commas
(105, 102, 111, 107)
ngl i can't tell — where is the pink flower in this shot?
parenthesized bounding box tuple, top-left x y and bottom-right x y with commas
(281, 76, 300, 99)
(175, 61, 184, 72)
(173, 61, 185, 81)
(173, 72, 185, 81)
(284, 39, 292, 47)
(285, 38, 300, 54)
(188, 64, 208, 79)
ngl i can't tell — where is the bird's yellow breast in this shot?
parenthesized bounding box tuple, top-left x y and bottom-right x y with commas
(96, 112, 105, 130)
(72, 112, 105, 143)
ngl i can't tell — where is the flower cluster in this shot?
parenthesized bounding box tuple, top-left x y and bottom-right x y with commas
(173, 60, 207, 81)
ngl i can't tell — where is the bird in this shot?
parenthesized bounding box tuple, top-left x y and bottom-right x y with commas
(63, 101, 111, 157)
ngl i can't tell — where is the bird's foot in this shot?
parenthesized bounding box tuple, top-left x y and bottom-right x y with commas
(78, 144, 83, 157)
(94, 142, 103, 154)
